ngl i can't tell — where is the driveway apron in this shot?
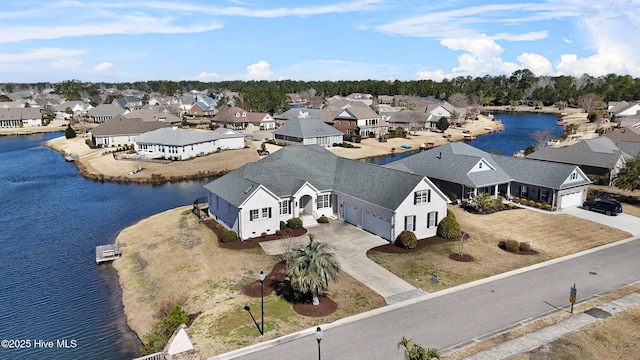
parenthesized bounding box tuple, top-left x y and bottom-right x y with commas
(260, 221, 422, 304)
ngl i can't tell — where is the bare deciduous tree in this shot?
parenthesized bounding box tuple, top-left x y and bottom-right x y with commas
(577, 93, 605, 113)
(448, 92, 469, 108)
(531, 128, 555, 149)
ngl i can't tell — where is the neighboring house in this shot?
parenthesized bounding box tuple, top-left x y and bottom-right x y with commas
(426, 101, 466, 125)
(377, 95, 394, 105)
(204, 145, 449, 242)
(272, 118, 343, 147)
(273, 108, 325, 125)
(386, 142, 591, 210)
(331, 107, 385, 138)
(134, 127, 245, 160)
(123, 108, 181, 124)
(91, 115, 171, 147)
(611, 101, 640, 120)
(526, 136, 629, 185)
(384, 110, 429, 131)
(0, 108, 43, 127)
(112, 96, 143, 110)
(54, 101, 93, 118)
(87, 103, 129, 123)
(212, 107, 276, 130)
(0, 101, 25, 109)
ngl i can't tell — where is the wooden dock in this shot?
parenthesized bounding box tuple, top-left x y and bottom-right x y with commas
(96, 242, 126, 264)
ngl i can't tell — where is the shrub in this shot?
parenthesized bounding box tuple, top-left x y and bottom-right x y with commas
(395, 230, 417, 249)
(544, 204, 552, 211)
(216, 223, 223, 230)
(513, 196, 519, 203)
(64, 124, 77, 139)
(437, 213, 461, 239)
(519, 242, 531, 251)
(536, 202, 542, 208)
(505, 239, 520, 252)
(318, 215, 329, 223)
(449, 193, 458, 204)
(287, 217, 303, 229)
(221, 230, 238, 243)
(261, 232, 267, 238)
(85, 138, 96, 149)
(520, 198, 527, 204)
(140, 305, 188, 355)
(529, 200, 536, 206)
(497, 196, 504, 203)
(280, 221, 286, 230)
(275, 230, 282, 236)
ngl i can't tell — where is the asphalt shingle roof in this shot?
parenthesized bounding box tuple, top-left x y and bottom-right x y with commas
(272, 118, 343, 138)
(135, 127, 240, 146)
(526, 137, 625, 169)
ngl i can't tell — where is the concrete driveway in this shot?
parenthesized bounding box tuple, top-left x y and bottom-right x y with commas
(561, 206, 640, 236)
(259, 221, 423, 304)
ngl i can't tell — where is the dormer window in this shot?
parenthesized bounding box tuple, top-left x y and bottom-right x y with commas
(235, 112, 240, 117)
(479, 162, 483, 169)
(242, 112, 247, 117)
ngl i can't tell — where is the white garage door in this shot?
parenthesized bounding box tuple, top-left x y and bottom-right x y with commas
(344, 204, 358, 225)
(561, 191, 583, 209)
(363, 212, 391, 241)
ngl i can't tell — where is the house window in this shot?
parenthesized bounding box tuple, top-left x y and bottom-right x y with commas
(250, 209, 259, 221)
(279, 200, 290, 215)
(261, 207, 271, 219)
(317, 194, 330, 209)
(427, 211, 438, 228)
(539, 190, 549, 202)
(404, 215, 416, 231)
(571, 172, 577, 180)
(520, 186, 528, 198)
(414, 189, 431, 204)
(479, 162, 483, 169)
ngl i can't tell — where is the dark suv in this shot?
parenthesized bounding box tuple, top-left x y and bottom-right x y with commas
(582, 199, 623, 216)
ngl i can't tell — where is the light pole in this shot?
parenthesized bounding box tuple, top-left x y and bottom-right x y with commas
(259, 270, 265, 335)
(315, 326, 323, 360)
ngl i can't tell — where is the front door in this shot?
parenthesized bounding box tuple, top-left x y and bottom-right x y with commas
(299, 195, 312, 215)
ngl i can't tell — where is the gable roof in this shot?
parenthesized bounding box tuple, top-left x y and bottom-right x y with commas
(526, 137, 627, 168)
(385, 142, 511, 187)
(204, 145, 440, 210)
(91, 115, 171, 136)
(273, 118, 343, 138)
(491, 155, 591, 189)
(123, 108, 181, 123)
(87, 103, 127, 117)
(273, 108, 325, 121)
(0, 107, 42, 120)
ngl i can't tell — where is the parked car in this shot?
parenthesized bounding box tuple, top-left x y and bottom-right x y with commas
(582, 199, 623, 216)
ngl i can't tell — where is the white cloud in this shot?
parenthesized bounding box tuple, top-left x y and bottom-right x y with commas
(416, 69, 447, 82)
(0, 48, 86, 62)
(246, 61, 273, 80)
(94, 62, 113, 71)
(517, 53, 554, 76)
(50, 58, 83, 69)
(196, 72, 219, 81)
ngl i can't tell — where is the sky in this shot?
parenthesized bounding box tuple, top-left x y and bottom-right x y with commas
(1, 0, 639, 84)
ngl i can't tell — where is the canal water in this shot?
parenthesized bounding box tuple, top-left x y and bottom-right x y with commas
(0, 132, 209, 359)
(363, 112, 562, 165)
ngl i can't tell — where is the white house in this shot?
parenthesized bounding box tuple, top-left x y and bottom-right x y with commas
(204, 145, 450, 242)
(134, 127, 245, 160)
(272, 118, 343, 147)
(0, 108, 42, 128)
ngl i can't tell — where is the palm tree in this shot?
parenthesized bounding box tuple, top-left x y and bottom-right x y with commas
(472, 192, 495, 213)
(397, 336, 440, 360)
(286, 235, 340, 305)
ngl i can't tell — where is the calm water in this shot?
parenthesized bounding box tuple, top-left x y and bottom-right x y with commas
(364, 112, 561, 165)
(468, 112, 563, 155)
(0, 133, 209, 359)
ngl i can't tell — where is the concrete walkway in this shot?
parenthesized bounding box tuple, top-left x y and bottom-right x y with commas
(259, 221, 423, 304)
(465, 290, 640, 359)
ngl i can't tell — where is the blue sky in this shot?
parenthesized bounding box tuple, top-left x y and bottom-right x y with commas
(1, 0, 639, 83)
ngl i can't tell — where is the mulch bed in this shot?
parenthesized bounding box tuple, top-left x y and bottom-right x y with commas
(242, 262, 338, 317)
(369, 232, 470, 254)
(449, 253, 474, 262)
(203, 219, 308, 250)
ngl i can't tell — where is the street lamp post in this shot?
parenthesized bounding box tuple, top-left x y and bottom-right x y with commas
(259, 270, 265, 335)
(315, 326, 323, 360)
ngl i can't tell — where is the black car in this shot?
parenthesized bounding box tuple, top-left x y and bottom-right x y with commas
(582, 199, 623, 216)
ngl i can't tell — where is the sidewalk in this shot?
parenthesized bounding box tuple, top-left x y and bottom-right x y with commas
(464, 290, 640, 359)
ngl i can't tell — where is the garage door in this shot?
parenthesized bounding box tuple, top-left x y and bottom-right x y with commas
(363, 212, 391, 241)
(344, 204, 358, 225)
(560, 191, 583, 209)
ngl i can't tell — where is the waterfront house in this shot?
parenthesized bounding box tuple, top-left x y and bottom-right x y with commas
(0, 107, 43, 128)
(273, 108, 325, 125)
(386, 142, 591, 210)
(272, 118, 343, 147)
(331, 107, 385, 138)
(91, 115, 171, 147)
(204, 145, 449, 241)
(134, 127, 245, 160)
(123, 108, 181, 124)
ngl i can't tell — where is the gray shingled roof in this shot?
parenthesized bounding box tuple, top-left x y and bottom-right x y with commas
(491, 155, 590, 189)
(87, 103, 127, 117)
(135, 127, 232, 146)
(273, 108, 324, 121)
(272, 118, 343, 138)
(91, 115, 171, 136)
(385, 142, 511, 187)
(204, 145, 431, 210)
(0, 107, 42, 120)
(526, 137, 625, 169)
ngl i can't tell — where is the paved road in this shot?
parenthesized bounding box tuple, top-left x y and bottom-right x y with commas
(213, 236, 640, 360)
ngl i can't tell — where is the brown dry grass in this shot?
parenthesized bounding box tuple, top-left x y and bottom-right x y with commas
(113, 206, 385, 358)
(368, 205, 631, 291)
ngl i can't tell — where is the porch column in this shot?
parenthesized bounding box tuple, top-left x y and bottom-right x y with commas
(494, 184, 499, 199)
(506, 183, 512, 199)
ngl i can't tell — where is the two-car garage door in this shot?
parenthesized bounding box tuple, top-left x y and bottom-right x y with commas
(344, 204, 391, 241)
